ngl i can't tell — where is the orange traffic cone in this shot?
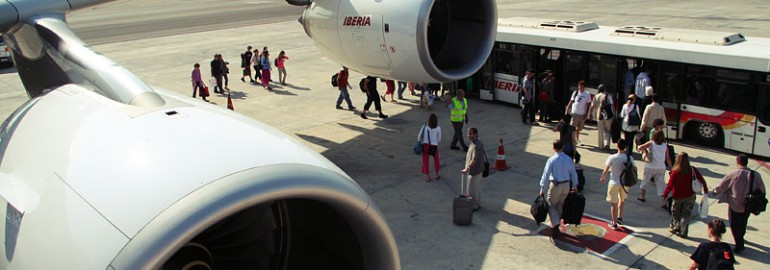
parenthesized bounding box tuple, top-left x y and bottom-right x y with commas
(494, 139, 509, 171)
(227, 92, 234, 111)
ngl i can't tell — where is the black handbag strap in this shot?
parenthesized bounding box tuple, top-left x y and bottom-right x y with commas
(419, 124, 426, 143)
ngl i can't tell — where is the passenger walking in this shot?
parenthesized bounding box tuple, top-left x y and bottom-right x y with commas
(711, 154, 766, 253)
(210, 54, 225, 94)
(620, 94, 641, 154)
(260, 51, 273, 90)
(599, 139, 632, 229)
(334, 66, 356, 110)
(539, 139, 579, 241)
(589, 84, 614, 149)
(635, 66, 653, 108)
(553, 114, 577, 161)
(565, 80, 592, 145)
(222, 60, 230, 90)
(381, 79, 396, 102)
(276, 50, 288, 85)
(641, 93, 665, 143)
(360, 76, 388, 119)
(397, 81, 408, 100)
(461, 127, 486, 211)
(240, 46, 255, 83)
(418, 113, 442, 182)
(520, 68, 536, 124)
(689, 219, 735, 270)
(191, 63, 208, 102)
(637, 130, 673, 207)
(251, 48, 261, 82)
(663, 152, 707, 238)
(447, 89, 469, 151)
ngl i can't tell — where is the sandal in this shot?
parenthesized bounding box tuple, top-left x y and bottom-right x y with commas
(637, 197, 646, 202)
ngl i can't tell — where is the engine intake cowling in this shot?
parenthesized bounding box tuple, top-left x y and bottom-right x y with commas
(299, 0, 497, 83)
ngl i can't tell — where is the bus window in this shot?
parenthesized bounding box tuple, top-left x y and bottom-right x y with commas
(564, 51, 587, 99)
(715, 80, 757, 114)
(685, 76, 711, 105)
(658, 64, 683, 103)
(759, 85, 770, 126)
(588, 54, 618, 92)
(494, 48, 514, 75)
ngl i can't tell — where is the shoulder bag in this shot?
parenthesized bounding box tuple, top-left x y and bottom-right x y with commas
(691, 166, 704, 194)
(745, 170, 768, 215)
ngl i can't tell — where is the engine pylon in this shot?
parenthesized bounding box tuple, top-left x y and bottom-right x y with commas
(494, 139, 509, 171)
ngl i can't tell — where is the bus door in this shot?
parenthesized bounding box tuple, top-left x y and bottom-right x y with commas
(658, 63, 685, 140)
(754, 84, 770, 158)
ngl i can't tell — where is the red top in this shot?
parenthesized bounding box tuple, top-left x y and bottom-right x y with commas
(338, 70, 349, 88)
(664, 167, 708, 199)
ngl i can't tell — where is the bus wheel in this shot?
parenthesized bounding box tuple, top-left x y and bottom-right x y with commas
(692, 121, 723, 147)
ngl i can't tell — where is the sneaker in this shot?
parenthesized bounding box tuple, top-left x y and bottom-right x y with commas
(379, 114, 388, 119)
(608, 222, 618, 230)
(348, 106, 356, 111)
(241, 78, 245, 82)
(360, 113, 368, 119)
(450, 146, 460, 150)
(616, 218, 624, 225)
(336, 105, 344, 110)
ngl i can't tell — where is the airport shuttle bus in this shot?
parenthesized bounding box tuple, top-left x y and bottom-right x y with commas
(471, 17, 770, 158)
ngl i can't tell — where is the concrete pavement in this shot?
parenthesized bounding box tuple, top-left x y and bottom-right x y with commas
(1, 4, 770, 269)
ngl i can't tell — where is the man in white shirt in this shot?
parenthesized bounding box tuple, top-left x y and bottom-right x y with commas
(565, 80, 592, 145)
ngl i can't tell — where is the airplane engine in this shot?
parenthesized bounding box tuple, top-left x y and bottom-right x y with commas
(0, 2, 400, 269)
(296, 0, 497, 83)
(0, 85, 400, 270)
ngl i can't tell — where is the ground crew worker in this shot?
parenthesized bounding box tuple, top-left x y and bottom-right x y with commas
(447, 89, 469, 151)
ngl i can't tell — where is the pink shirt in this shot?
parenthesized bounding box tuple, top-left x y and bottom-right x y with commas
(277, 56, 287, 68)
(191, 68, 202, 83)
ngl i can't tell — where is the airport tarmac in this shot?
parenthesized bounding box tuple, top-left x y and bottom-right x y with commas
(1, 2, 770, 269)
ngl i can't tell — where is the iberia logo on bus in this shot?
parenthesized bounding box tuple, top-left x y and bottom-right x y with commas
(343, 16, 372, 26)
(494, 79, 520, 92)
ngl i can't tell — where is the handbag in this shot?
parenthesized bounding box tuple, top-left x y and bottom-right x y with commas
(745, 170, 768, 215)
(691, 166, 704, 194)
(530, 195, 549, 225)
(413, 125, 425, 155)
(699, 196, 709, 219)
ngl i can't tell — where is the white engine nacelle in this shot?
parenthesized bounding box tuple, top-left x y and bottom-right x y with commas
(298, 0, 497, 83)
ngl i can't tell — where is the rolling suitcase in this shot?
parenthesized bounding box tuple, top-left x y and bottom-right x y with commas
(562, 192, 585, 225)
(453, 174, 473, 225)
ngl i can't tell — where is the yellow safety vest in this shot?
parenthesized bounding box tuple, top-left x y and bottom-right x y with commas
(450, 97, 467, 122)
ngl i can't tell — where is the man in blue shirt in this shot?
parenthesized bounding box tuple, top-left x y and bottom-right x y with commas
(539, 139, 579, 241)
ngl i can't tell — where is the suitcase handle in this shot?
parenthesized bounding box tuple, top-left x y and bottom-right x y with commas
(460, 173, 469, 196)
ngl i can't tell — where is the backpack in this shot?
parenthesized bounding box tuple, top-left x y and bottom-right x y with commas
(331, 72, 339, 87)
(620, 154, 637, 187)
(600, 94, 614, 120)
(705, 243, 734, 270)
(274, 58, 279, 67)
(359, 78, 367, 92)
(627, 105, 642, 126)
